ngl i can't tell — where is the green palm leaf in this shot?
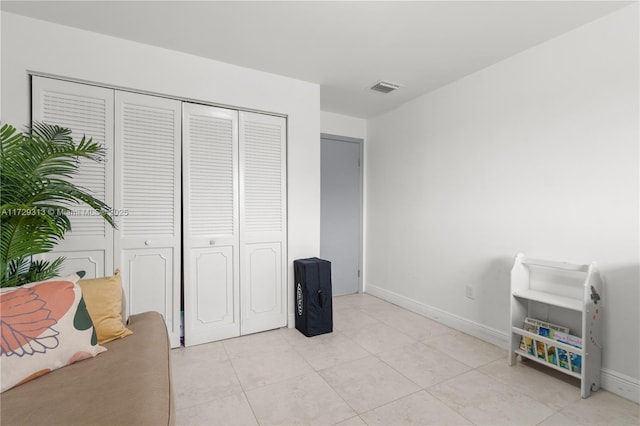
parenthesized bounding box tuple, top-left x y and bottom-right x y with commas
(1, 122, 116, 287)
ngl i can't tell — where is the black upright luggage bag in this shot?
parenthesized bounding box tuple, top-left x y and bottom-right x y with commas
(294, 257, 333, 337)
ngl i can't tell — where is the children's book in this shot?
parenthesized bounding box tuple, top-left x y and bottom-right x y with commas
(535, 340, 547, 360)
(557, 348, 570, 370)
(519, 335, 535, 354)
(539, 326, 552, 338)
(519, 319, 539, 355)
(547, 345, 557, 365)
(525, 317, 570, 334)
(570, 352, 582, 374)
(551, 330, 582, 349)
(518, 317, 582, 372)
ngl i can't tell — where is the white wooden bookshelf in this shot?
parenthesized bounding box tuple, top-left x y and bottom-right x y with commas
(509, 253, 603, 398)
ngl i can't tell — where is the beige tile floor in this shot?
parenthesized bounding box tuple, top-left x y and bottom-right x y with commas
(171, 293, 639, 426)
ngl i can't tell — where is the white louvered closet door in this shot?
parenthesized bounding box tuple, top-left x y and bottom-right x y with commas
(31, 77, 114, 279)
(239, 112, 287, 335)
(183, 104, 240, 346)
(114, 91, 181, 348)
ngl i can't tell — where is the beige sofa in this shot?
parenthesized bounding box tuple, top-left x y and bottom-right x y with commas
(1, 312, 175, 426)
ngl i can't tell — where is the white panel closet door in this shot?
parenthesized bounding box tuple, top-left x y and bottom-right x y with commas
(31, 77, 114, 279)
(183, 103, 240, 346)
(114, 91, 181, 348)
(239, 112, 287, 335)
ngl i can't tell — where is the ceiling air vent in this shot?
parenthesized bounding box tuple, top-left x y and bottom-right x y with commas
(370, 81, 400, 94)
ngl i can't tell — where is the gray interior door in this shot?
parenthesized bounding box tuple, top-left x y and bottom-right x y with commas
(320, 135, 363, 296)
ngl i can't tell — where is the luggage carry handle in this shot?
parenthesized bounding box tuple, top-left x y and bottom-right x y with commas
(318, 289, 326, 308)
(316, 260, 327, 308)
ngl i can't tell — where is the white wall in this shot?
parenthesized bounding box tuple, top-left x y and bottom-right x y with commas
(365, 4, 639, 400)
(0, 12, 321, 324)
(321, 111, 367, 140)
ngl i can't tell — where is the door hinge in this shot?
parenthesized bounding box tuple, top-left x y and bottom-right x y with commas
(357, 269, 361, 278)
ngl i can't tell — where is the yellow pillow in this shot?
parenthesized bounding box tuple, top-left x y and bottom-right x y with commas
(78, 270, 133, 344)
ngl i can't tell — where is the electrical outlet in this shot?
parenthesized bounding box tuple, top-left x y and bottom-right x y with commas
(466, 285, 475, 300)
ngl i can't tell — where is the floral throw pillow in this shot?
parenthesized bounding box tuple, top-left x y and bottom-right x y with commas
(0, 275, 106, 392)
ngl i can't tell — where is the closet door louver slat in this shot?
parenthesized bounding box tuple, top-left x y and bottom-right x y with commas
(188, 115, 235, 236)
(243, 121, 284, 233)
(32, 77, 288, 348)
(120, 105, 176, 237)
(239, 112, 287, 335)
(31, 77, 114, 279)
(115, 91, 181, 348)
(183, 104, 240, 346)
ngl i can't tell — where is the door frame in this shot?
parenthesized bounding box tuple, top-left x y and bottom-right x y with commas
(320, 133, 364, 294)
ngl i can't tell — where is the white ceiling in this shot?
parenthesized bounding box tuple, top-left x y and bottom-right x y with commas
(1, 1, 632, 118)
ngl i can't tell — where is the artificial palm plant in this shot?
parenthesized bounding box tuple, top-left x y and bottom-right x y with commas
(0, 122, 115, 287)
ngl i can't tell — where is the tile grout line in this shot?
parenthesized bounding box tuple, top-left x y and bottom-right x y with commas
(422, 385, 477, 425)
(362, 300, 503, 425)
(367, 314, 481, 425)
(221, 340, 261, 426)
(472, 366, 568, 419)
(535, 407, 562, 426)
(314, 368, 363, 424)
(357, 388, 428, 422)
(171, 348, 243, 412)
(175, 294, 629, 425)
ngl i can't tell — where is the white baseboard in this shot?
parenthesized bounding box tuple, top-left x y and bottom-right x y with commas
(365, 284, 640, 404)
(601, 369, 640, 404)
(366, 284, 509, 349)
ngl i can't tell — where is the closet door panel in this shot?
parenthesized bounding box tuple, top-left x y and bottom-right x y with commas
(243, 242, 282, 320)
(239, 112, 287, 335)
(187, 246, 237, 344)
(52, 251, 103, 279)
(183, 104, 239, 346)
(114, 91, 181, 348)
(194, 247, 234, 323)
(122, 248, 173, 317)
(31, 77, 114, 278)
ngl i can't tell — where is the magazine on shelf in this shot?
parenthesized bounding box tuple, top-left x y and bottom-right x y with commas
(549, 330, 583, 373)
(519, 317, 568, 355)
(546, 345, 557, 365)
(570, 352, 582, 374)
(556, 348, 582, 373)
(518, 317, 582, 372)
(550, 330, 582, 349)
(519, 320, 537, 354)
(525, 317, 570, 334)
(535, 340, 547, 360)
(558, 348, 570, 369)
